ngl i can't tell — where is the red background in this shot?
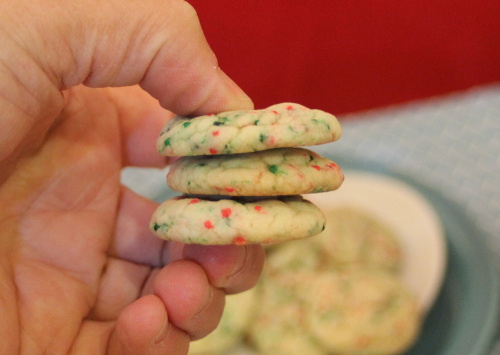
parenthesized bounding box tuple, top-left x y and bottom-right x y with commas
(188, 1, 500, 115)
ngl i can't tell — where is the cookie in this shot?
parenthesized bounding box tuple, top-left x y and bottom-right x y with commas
(189, 287, 258, 354)
(312, 207, 402, 273)
(302, 269, 421, 355)
(248, 272, 328, 355)
(156, 103, 342, 156)
(167, 147, 344, 196)
(264, 207, 402, 274)
(150, 195, 326, 245)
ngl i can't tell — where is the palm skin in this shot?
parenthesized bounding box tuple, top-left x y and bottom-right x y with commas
(0, 85, 264, 354)
(0, 1, 264, 352)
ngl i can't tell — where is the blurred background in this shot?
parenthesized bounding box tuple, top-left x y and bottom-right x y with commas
(189, 0, 500, 114)
(185, 2, 500, 354)
(125, 2, 500, 354)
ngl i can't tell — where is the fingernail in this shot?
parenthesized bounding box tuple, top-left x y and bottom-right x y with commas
(227, 245, 248, 280)
(153, 320, 170, 345)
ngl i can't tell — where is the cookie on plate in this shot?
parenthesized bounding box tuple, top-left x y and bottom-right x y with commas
(302, 268, 421, 355)
(248, 272, 328, 355)
(312, 207, 402, 273)
(189, 287, 258, 355)
(150, 195, 326, 245)
(167, 147, 344, 196)
(156, 103, 342, 156)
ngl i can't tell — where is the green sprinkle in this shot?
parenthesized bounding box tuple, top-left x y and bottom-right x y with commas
(183, 121, 191, 128)
(259, 134, 266, 143)
(164, 137, 171, 146)
(254, 119, 260, 125)
(153, 223, 160, 231)
(268, 165, 279, 174)
(213, 116, 229, 126)
(311, 118, 330, 129)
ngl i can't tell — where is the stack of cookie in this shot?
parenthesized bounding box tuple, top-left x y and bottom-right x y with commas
(150, 103, 344, 245)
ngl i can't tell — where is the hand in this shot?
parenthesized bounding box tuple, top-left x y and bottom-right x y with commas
(0, 0, 264, 354)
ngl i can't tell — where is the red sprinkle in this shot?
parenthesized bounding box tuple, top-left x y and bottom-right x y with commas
(221, 208, 232, 218)
(234, 236, 246, 245)
(188, 198, 200, 205)
(225, 187, 235, 193)
(209, 148, 217, 154)
(312, 165, 321, 171)
(272, 110, 278, 114)
(327, 162, 338, 169)
(286, 105, 293, 110)
(204, 220, 214, 229)
(254, 206, 262, 212)
(212, 131, 219, 136)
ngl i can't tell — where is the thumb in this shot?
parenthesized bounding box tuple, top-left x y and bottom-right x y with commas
(4, 0, 252, 116)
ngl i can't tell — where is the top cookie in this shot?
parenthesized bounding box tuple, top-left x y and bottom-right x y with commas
(157, 103, 342, 156)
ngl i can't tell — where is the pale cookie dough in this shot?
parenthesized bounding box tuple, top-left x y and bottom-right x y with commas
(314, 207, 402, 273)
(167, 148, 344, 196)
(156, 103, 342, 156)
(302, 268, 421, 355)
(150, 195, 326, 244)
(189, 287, 258, 355)
(248, 271, 328, 355)
(264, 207, 402, 274)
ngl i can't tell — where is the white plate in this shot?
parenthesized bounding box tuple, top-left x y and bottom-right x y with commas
(305, 170, 447, 313)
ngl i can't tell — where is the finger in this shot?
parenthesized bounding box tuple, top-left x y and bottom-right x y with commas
(10, 0, 253, 116)
(69, 320, 114, 354)
(183, 244, 266, 294)
(110, 86, 175, 168)
(108, 294, 189, 354)
(153, 260, 225, 340)
(110, 186, 185, 267)
(110, 186, 164, 267)
(91, 257, 151, 321)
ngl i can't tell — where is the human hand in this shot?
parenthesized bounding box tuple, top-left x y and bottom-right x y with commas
(0, 0, 264, 354)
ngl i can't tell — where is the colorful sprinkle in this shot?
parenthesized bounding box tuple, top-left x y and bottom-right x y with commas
(209, 148, 217, 154)
(286, 105, 293, 110)
(188, 198, 200, 205)
(221, 208, 232, 218)
(225, 187, 235, 193)
(183, 121, 191, 128)
(212, 131, 219, 136)
(312, 165, 321, 171)
(234, 236, 246, 245)
(204, 220, 214, 229)
(268, 165, 279, 175)
(254, 206, 262, 212)
(272, 110, 278, 114)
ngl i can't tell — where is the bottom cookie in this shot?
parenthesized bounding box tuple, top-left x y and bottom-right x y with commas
(150, 195, 326, 245)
